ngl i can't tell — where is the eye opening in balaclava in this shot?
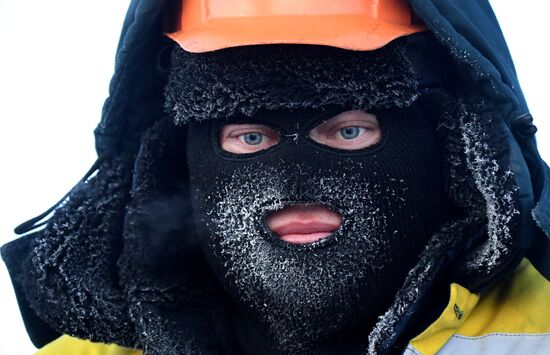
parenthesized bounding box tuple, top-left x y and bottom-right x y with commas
(208, 106, 391, 162)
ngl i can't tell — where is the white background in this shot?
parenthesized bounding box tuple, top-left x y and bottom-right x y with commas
(0, 1, 548, 353)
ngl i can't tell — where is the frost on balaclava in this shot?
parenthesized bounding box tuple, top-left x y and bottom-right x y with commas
(185, 104, 452, 353)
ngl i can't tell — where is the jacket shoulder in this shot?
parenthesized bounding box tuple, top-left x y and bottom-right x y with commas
(36, 335, 142, 355)
(458, 258, 550, 335)
(437, 259, 550, 355)
(407, 258, 550, 355)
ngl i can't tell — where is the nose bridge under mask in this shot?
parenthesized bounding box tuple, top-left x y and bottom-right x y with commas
(248, 108, 388, 200)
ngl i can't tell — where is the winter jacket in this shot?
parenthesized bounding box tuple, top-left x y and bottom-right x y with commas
(35, 258, 550, 354)
(2, 0, 549, 354)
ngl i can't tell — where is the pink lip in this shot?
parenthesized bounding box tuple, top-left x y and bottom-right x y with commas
(266, 204, 342, 244)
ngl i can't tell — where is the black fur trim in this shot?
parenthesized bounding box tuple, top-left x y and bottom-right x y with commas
(119, 117, 238, 353)
(164, 40, 419, 124)
(367, 91, 522, 353)
(19, 155, 137, 347)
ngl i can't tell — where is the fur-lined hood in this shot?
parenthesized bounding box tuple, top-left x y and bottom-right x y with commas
(2, 1, 549, 354)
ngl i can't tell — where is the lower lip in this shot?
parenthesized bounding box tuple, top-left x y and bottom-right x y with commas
(279, 232, 333, 244)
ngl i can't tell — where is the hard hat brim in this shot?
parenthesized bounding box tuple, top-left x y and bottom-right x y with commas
(166, 0, 426, 53)
(168, 16, 425, 53)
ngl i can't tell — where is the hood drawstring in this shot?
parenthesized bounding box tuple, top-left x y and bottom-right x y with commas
(511, 113, 537, 141)
(14, 155, 108, 236)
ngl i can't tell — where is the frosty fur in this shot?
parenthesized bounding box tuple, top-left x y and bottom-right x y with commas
(164, 40, 418, 124)
(8, 154, 137, 347)
(367, 92, 521, 353)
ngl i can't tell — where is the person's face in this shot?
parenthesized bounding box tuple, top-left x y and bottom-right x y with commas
(220, 109, 381, 245)
(186, 105, 451, 350)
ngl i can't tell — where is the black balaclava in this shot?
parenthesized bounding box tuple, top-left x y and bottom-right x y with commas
(186, 104, 451, 353)
(162, 39, 454, 353)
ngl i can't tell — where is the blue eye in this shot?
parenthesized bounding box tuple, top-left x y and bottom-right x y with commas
(240, 132, 263, 145)
(339, 127, 362, 139)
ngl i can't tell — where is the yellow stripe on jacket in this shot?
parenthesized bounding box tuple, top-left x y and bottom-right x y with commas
(36, 335, 142, 355)
(407, 259, 550, 355)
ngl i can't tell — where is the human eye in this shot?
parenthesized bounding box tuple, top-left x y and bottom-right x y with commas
(310, 110, 381, 150)
(220, 124, 280, 154)
(338, 126, 366, 140)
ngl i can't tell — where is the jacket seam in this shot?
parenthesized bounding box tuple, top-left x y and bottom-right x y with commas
(405, 344, 422, 355)
(451, 332, 550, 340)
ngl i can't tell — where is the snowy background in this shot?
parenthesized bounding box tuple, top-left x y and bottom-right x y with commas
(0, 1, 548, 353)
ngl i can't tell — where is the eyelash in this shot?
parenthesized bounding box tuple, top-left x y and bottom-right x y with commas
(328, 125, 373, 138)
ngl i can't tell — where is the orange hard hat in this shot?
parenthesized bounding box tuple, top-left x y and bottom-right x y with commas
(166, 0, 426, 53)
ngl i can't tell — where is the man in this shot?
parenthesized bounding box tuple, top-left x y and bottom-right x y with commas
(2, 0, 549, 354)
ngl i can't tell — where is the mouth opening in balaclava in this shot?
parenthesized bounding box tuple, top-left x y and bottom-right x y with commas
(167, 40, 455, 353)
